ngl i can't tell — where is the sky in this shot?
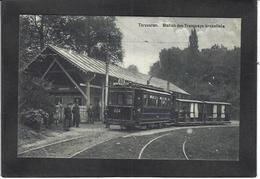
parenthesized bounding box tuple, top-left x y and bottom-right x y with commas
(115, 17, 241, 74)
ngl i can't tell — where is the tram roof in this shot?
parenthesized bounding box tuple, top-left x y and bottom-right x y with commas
(111, 83, 172, 94)
(140, 88, 172, 95)
(176, 98, 204, 103)
(27, 45, 190, 95)
(176, 98, 231, 105)
(204, 101, 231, 105)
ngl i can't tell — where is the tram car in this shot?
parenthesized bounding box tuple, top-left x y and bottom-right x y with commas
(105, 83, 231, 129)
(105, 83, 175, 129)
(175, 99, 231, 125)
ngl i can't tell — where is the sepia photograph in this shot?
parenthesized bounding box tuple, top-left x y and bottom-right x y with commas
(17, 16, 241, 160)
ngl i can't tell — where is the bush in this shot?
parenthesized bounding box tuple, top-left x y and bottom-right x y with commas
(19, 73, 56, 115)
(20, 109, 49, 131)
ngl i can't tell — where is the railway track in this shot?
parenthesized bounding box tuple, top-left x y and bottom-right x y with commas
(18, 131, 125, 158)
(18, 123, 239, 158)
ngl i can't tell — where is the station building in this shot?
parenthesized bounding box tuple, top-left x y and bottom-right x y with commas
(25, 45, 189, 122)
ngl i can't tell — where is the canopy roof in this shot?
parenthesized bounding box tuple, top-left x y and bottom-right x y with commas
(29, 45, 190, 95)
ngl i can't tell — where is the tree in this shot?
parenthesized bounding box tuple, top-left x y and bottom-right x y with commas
(19, 73, 55, 114)
(188, 28, 199, 52)
(149, 29, 240, 119)
(19, 15, 124, 69)
(127, 64, 139, 74)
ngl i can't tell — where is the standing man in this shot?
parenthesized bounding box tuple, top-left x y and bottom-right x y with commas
(57, 101, 63, 125)
(87, 104, 94, 124)
(72, 101, 80, 127)
(93, 102, 100, 122)
(63, 103, 72, 131)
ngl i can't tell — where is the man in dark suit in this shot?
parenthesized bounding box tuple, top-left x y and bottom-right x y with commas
(63, 103, 72, 131)
(72, 101, 80, 127)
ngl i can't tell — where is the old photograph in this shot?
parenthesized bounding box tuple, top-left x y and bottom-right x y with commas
(17, 16, 241, 160)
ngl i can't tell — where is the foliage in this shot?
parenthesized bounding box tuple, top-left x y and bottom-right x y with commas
(188, 28, 199, 52)
(19, 73, 56, 115)
(127, 64, 140, 74)
(149, 29, 240, 120)
(19, 15, 124, 70)
(20, 109, 49, 131)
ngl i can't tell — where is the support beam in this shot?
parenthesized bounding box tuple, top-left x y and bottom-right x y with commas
(101, 82, 105, 121)
(40, 59, 56, 80)
(82, 73, 96, 123)
(85, 80, 91, 122)
(86, 82, 90, 107)
(90, 84, 102, 89)
(104, 60, 109, 108)
(54, 59, 88, 101)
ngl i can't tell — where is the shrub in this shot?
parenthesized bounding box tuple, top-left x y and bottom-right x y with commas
(20, 109, 49, 131)
(19, 73, 57, 127)
(19, 73, 56, 115)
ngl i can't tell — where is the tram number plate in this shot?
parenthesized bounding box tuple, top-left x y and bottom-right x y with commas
(114, 108, 121, 113)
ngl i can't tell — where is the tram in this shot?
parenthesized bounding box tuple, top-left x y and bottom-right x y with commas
(105, 83, 175, 129)
(105, 83, 231, 129)
(175, 99, 231, 125)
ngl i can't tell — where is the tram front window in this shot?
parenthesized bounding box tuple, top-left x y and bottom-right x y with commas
(108, 91, 133, 106)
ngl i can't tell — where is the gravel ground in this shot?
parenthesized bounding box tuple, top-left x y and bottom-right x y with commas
(185, 127, 239, 160)
(18, 121, 239, 158)
(75, 126, 239, 160)
(18, 123, 130, 157)
(18, 130, 126, 158)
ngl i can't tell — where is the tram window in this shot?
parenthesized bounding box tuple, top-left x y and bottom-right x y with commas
(213, 105, 218, 118)
(166, 97, 171, 107)
(109, 92, 133, 105)
(126, 94, 133, 105)
(148, 95, 158, 107)
(118, 94, 123, 105)
(160, 97, 168, 108)
(109, 92, 117, 105)
(221, 105, 225, 118)
(143, 94, 149, 106)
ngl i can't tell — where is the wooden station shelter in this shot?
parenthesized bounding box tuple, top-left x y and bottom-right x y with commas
(25, 45, 189, 123)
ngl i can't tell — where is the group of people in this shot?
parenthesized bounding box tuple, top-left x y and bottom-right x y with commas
(56, 101, 101, 131)
(63, 102, 81, 131)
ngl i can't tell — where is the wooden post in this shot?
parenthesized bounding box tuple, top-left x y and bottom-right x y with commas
(85, 80, 90, 123)
(86, 81, 90, 107)
(101, 82, 105, 121)
(104, 60, 109, 108)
